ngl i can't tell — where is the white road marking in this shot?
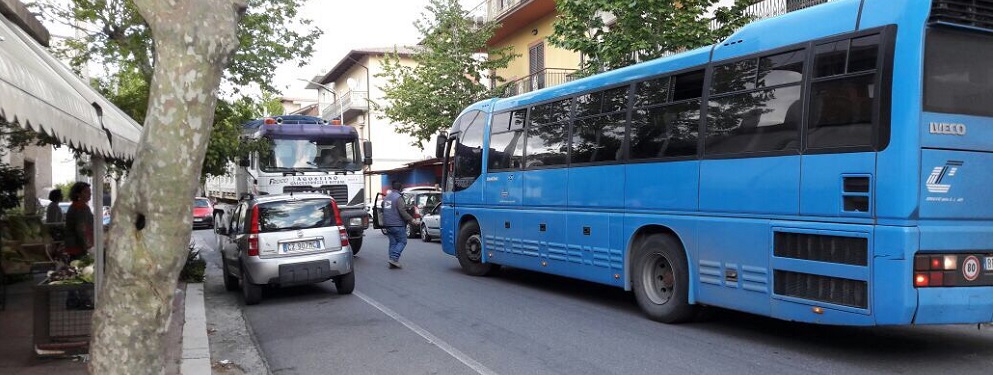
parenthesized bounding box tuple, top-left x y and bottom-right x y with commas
(355, 291, 498, 375)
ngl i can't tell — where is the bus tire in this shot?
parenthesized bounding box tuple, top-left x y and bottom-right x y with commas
(456, 221, 499, 276)
(350, 237, 362, 255)
(631, 234, 696, 323)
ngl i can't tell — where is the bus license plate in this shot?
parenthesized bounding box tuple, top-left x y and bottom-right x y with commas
(985, 257, 993, 271)
(283, 240, 321, 253)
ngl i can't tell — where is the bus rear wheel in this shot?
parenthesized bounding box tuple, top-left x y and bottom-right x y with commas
(456, 221, 499, 276)
(631, 234, 696, 323)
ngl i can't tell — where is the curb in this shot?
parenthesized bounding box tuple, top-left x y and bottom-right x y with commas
(180, 283, 211, 375)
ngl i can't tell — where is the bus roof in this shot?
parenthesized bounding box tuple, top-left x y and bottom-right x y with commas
(243, 115, 359, 139)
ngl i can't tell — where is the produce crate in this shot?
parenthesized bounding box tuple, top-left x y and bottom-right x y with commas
(32, 282, 93, 356)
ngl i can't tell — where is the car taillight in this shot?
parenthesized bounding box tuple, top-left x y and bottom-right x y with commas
(339, 227, 349, 248)
(330, 201, 343, 226)
(247, 205, 260, 256)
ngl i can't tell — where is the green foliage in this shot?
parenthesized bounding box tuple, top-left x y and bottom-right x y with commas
(0, 162, 28, 211)
(35, 0, 322, 179)
(180, 243, 205, 283)
(377, 0, 518, 148)
(550, 0, 754, 77)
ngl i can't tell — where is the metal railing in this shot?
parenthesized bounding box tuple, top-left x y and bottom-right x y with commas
(499, 68, 578, 97)
(487, 0, 527, 22)
(323, 90, 369, 120)
(710, 0, 833, 30)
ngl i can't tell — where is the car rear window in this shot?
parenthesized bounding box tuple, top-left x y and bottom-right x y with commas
(257, 198, 335, 233)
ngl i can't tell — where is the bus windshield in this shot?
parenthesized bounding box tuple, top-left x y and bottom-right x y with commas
(261, 137, 361, 172)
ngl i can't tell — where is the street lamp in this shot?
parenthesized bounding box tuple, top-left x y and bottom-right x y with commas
(297, 78, 343, 122)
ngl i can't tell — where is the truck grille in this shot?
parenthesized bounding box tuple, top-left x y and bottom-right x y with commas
(283, 185, 349, 203)
(931, 0, 993, 29)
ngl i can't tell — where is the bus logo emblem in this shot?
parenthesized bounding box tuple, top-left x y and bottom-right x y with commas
(929, 122, 967, 136)
(926, 160, 963, 194)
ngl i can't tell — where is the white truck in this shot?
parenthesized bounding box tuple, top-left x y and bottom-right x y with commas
(205, 115, 372, 253)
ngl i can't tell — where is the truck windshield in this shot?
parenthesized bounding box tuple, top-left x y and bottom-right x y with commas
(260, 138, 361, 172)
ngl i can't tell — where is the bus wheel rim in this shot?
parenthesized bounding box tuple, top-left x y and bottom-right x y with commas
(466, 234, 482, 262)
(641, 253, 674, 305)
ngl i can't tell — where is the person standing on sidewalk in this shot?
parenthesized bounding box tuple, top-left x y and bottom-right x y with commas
(63, 181, 94, 309)
(382, 181, 415, 269)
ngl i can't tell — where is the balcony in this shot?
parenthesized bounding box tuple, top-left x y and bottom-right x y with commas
(710, 0, 832, 30)
(323, 90, 369, 122)
(499, 68, 578, 97)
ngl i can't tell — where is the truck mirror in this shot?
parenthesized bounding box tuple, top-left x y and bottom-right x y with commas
(238, 156, 250, 167)
(435, 134, 446, 159)
(363, 141, 373, 166)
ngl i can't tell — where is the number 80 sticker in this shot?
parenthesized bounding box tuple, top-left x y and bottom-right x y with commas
(962, 256, 981, 281)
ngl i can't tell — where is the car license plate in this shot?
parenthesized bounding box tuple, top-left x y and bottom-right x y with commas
(283, 240, 321, 253)
(985, 256, 993, 271)
(194, 218, 203, 222)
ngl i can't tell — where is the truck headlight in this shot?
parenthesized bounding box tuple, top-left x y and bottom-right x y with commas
(349, 217, 363, 227)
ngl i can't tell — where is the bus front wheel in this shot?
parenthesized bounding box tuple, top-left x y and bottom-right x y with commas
(631, 234, 696, 323)
(456, 221, 499, 276)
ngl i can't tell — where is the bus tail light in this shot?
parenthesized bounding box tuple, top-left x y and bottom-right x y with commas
(247, 205, 260, 256)
(913, 254, 957, 287)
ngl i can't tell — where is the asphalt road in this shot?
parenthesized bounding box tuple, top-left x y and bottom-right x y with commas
(194, 230, 993, 375)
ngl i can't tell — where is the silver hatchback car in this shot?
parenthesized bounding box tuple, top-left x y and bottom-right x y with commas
(215, 193, 354, 305)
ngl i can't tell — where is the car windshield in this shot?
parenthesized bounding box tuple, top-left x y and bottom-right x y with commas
(257, 198, 335, 232)
(194, 199, 211, 208)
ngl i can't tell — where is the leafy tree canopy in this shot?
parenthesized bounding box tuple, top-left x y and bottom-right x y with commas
(550, 0, 753, 77)
(33, 0, 322, 179)
(377, 0, 518, 148)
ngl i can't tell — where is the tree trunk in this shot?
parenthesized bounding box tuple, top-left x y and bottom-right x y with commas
(88, 1, 245, 373)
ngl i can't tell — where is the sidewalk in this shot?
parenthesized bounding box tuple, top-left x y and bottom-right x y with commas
(0, 275, 209, 375)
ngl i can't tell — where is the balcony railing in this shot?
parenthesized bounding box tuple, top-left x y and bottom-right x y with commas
(710, 0, 832, 30)
(323, 90, 369, 121)
(499, 68, 578, 97)
(487, 0, 527, 22)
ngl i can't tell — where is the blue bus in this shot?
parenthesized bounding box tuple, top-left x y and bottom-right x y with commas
(435, 0, 993, 325)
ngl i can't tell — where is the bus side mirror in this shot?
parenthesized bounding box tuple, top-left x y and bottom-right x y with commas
(362, 141, 373, 166)
(435, 134, 446, 159)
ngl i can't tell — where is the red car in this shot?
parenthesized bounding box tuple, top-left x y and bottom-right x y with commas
(193, 197, 214, 229)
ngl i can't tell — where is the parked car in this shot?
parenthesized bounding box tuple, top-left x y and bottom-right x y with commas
(214, 193, 354, 305)
(372, 188, 441, 238)
(402, 190, 440, 238)
(420, 202, 441, 242)
(57, 202, 110, 226)
(192, 197, 214, 229)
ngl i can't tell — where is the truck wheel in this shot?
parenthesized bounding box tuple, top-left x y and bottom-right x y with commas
(349, 237, 362, 255)
(631, 234, 695, 323)
(456, 221, 499, 276)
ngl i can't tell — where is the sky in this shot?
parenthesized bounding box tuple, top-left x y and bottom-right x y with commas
(273, 0, 485, 100)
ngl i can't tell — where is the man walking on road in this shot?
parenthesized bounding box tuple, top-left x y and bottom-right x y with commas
(382, 181, 416, 268)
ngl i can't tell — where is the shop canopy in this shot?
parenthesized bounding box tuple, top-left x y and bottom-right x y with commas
(0, 15, 141, 159)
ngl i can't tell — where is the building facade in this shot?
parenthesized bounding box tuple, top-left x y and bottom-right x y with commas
(310, 47, 435, 204)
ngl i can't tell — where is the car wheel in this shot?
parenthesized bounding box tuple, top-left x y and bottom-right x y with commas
(333, 271, 355, 295)
(349, 236, 362, 255)
(420, 224, 431, 242)
(456, 221, 499, 276)
(406, 223, 416, 238)
(221, 257, 238, 292)
(241, 266, 262, 305)
(631, 234, 695, 323)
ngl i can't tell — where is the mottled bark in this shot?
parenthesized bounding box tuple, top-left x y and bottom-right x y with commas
(89, 1, 245, 374)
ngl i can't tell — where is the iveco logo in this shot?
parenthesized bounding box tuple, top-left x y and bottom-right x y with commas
(929, 122, 967, 136)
